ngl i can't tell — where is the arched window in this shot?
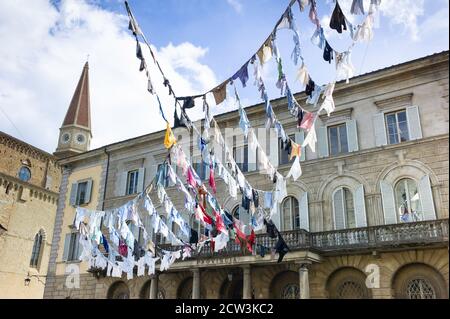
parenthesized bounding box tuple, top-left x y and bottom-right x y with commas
(281, 283, 300, 299)
(333, 187, 356, 229)
(281, 196, 299, 231)
(231, 205, 240, 219)
(406, 278, 436, 299)
(30, 230, 44, 268)
(107, 281, 130, 299)
(395, 178, 422, 223)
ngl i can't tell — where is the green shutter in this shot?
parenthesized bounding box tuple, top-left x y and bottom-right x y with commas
(333, 189, 345, 230)
(299, 192, 309, 231)
(84, 180, 93, 204)
(69, 183, 78, 206)
(62, 233, 71, 261)
(373, 113, 387, 146)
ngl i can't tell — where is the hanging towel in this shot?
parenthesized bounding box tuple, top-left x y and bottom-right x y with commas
(231, 61, 250, 88)
(212, 81, 228, 105)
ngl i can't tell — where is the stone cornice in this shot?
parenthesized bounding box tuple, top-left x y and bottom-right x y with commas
(374, 93, 414, 110)
(0, 172, 59, 203)
(0, 131, 58, 164)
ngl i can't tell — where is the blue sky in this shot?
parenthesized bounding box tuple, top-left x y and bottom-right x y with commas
(0, 0, 448, 152)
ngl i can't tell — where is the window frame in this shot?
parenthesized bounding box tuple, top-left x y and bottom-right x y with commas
(75, 181, 88, 206)
(281, 196, 300, 231)
(394, 178, 422, 223)
(29, 231, 44, 268)
(278, 134, 296, 166)
(384, 109, 410, 145)
(327, 123, 349, 156)
(67, 232, 81, 262)
(333, 187, 356, 229)
(126, 169, 139, 195)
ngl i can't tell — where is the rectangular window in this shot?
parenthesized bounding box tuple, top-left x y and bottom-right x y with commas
(385, 110, 410, 145)
(126, 170, 139, 195)
(279, 134, 295, 165)
(233, 144, 248, 173)
(67, 232, 80, 261)
(328, 124, 349, 156)
(75, 182, 87, 205)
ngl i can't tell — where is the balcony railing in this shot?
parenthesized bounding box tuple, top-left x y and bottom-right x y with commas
(160, 219, 449, 258)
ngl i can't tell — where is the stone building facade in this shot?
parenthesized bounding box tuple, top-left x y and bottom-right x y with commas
(44, 51, 449, 299)
(0, 132, 61, 298)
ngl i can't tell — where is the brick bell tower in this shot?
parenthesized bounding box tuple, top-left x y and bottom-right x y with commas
(54, 62, 92, 159)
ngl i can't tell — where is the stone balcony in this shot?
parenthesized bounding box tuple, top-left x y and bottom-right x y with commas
(162, 218, 449, 259)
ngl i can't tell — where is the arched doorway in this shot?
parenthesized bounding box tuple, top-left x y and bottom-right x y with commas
(176, 277, 206, 299)
(139, 280, 165, 299)
(392, 263, 448, 299)
(220, 274, 243, 299)
(326, 267, 371, 299)
(107, 281, 130, 299)
(269, 271, 299, 299)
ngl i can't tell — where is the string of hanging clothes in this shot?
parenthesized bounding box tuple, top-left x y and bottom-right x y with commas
(72, 0, 382, 279)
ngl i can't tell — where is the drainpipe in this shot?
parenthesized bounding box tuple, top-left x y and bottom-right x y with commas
(101, 147, 110, 211)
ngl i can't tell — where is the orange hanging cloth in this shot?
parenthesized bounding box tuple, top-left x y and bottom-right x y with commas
(289, 141, 301, 161)
(164, 121, 177, 149)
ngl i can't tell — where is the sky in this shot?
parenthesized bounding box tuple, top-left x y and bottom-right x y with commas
(0, 0, 448, 153)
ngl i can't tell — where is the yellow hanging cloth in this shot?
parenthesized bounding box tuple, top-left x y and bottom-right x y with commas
(164, 121, 177, 149)
(289, 141, 301, 161)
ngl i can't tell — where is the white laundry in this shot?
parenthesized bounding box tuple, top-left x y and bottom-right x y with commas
(144, 253, 159, 275)
(228, 175, 238, 198)
(214, 232, 229, 252)
(111, 264, 122, 278)
(137, 257, 146, 276)
(74, 207, 91, 230)
(336, 50, 355, 84)
(286, 156, 302, 181)
(159, 219, 169, 238)
(355, 14, 374, 42)
(302, 123, 317, 153)
(320, 82, 336, 116)
(182, 246, 192, 260)
(237, 171, 246, 189)
(275, 174, 287, 203)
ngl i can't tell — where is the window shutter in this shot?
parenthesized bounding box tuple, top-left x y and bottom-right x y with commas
(295, 131, 306, 162)
(354, 184, 367, 227)
(75, 233, 82, 261)
(137, 168, 146, 192)
(69, 183, 78, 206)
(119, 172, 128, 196)
(299, 192, 309, 231)
(317, 126, 329, 158)
(62, 233, 71, 261)
(269, 132, 279, 168)
(346, 119, 359, 152)
(84, 179, 93, 204)
(373, 113, 387, 146)
(418, 175, 436, 221)
(333, 188, 345, 230)
(248, 144, 257, 172)
(406, 106, 423, 140)
(380, 180, 397, 224)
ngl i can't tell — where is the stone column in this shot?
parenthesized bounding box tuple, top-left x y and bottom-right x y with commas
(242, 265, 252, 299)
(192, 268, 200, 299)
(299, 264, 310, 299)
(150, 274, 158, 299)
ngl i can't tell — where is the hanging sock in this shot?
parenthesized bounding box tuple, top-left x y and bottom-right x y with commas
(351, 0, 365, 15)
(323, 41, 334, 64)
(329, 1, 347, 33)
(164, 122, 176, 149)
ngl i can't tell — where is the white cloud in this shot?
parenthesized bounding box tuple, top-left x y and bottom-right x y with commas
(226, 0, 243, 14)
(0, 0, 217, 152)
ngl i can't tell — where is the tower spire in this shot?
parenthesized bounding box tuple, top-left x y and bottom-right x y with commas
(54, 62, 92, 158)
